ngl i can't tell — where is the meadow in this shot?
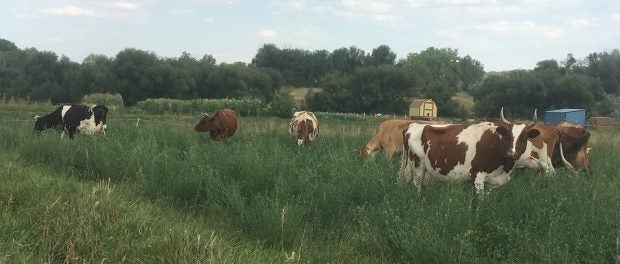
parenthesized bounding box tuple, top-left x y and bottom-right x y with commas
(1, 104, 619, 263)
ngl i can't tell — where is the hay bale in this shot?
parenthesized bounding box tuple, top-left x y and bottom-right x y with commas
(589, 117, 617, 131)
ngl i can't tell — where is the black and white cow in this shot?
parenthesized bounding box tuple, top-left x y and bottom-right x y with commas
(34, 104, 109, 138)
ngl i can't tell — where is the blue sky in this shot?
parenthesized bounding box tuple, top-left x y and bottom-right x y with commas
(1, 0, 619, 71)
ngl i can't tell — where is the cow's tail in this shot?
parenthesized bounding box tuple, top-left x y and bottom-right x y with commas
(558, 143, 577, 174)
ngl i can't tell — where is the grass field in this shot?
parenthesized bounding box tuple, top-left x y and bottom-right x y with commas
(1, 105, 619, 263)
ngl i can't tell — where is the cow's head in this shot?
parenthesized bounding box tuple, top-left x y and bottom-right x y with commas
(194, 113, 213, 132)
(498, 107, 540, 159)
(357, 146, 370, 158)
(92, 105, 109, 134)
(33, 115, 45, 132)
(512, 124, 540, 159)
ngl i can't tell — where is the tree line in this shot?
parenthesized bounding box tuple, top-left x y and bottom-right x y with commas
(0, 38, 618, 118)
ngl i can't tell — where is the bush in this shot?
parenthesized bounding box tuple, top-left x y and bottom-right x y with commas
(268, 94, 296, 118)
(81, 93, 124, 107)
(135, 98, 267, 116)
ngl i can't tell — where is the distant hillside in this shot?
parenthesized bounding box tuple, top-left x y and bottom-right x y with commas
(452, 91, 475, 112)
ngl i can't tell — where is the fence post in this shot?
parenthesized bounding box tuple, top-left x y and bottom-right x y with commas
(135, 118, 140, 127)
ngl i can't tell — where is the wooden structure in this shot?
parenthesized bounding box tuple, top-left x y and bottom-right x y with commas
(409, 99, 437, 119)
(544, 109, 586, 126)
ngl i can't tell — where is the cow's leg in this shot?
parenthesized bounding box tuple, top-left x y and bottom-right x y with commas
(473, 173, 486, 194)
(398, 153, 413, 182)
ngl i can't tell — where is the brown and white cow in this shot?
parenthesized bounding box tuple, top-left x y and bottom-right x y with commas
(288, 111, 319, 146)
(554, 122, 592, 175)
(506, 109, 591, 175)
(194, 108, 237, 140)
(399, 121, 540, 192)
(501, 109, 560, 174)
(357, 119, 446, 158)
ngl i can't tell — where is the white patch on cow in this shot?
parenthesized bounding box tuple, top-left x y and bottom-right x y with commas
(77, 114, 98, 134)
(61, 105, 71, 119)
(448, 122, 493, 178)
(509, 123, 526, 154)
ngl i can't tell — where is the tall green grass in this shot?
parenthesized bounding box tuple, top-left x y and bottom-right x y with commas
(1, 113, 619, 263)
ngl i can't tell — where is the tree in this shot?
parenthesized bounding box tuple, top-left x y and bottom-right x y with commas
(329, 46, 365, 74)
(365, 45, 396, 66)
(400, 47, 483, 116)
(78, 54, 116, 95)
(113, 48, 159, 106)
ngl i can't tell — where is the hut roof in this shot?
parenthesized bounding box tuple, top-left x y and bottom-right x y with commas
(410, 99, 434, 108)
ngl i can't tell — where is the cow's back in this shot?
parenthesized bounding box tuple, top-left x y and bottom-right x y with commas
(213, 108, 238, 139)
(288, 111, 319, 145)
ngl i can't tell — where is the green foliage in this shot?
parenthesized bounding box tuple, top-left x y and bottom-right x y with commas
(475, 66, 608, 118)
(136, 98, 267, 116)
(307, 65, 411, 114)
(81, 93, 124, 107)
(268, 94, 296, 118)
(400, 47, 485, 116)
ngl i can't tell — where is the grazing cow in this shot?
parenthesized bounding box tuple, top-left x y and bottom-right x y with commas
(399, 121, 540, 192)
(194, 108, 238, 140)
(501, 109, 560, 174)
(288, 111, 319, 146)
(357, 119, 446, 158)
(34, 104, 108, 138)
(506, 109, 592, 175)
(554, 122, 592, 175)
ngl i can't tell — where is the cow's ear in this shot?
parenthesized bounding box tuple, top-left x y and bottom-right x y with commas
(526, 128, 540, 139)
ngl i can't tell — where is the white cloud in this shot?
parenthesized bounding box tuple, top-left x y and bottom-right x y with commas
(568, 18, 589, 28)
(611, 12, 620, 20)
(205, 17, 215, 23)
(466, 20, 565, 38)
(273, 0, 305, 12)
(258, 29, 278, 38)
(39, 5, 97, 17)
(112, 2, 139, 10)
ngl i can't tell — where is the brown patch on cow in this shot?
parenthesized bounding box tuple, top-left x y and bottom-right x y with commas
(531, 152, 540, 159)
(296, 119, 314, 145)
(471, 127, 515, 176)
(194, 108, 238, 140)
(422, 125, 467, 175)
(529, 124, 560, 157)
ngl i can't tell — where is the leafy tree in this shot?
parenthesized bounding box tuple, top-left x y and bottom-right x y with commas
(329, 46, 365, 74)
(78, 54, 116, 95)
(584, 50, 620, 95)
(401, 47, 483, 116)
(365, 45, 396, 66)
(113, 48, 159, 106)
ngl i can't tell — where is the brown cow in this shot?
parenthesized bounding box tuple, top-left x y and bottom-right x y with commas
(194, 108, 238, 140)
(400, 121, 540, 192)
(554, 122, 592, 175)
(288, 111, 319, 146)
(357, 119, 445, 158)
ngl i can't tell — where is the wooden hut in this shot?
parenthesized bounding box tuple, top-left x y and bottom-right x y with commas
(409, 99, 437, 119)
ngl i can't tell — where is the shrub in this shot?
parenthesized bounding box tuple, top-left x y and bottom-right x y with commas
(135, 98, 267, 116)
(268, 94, 296, 118)
(81, 93, 124, 107)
